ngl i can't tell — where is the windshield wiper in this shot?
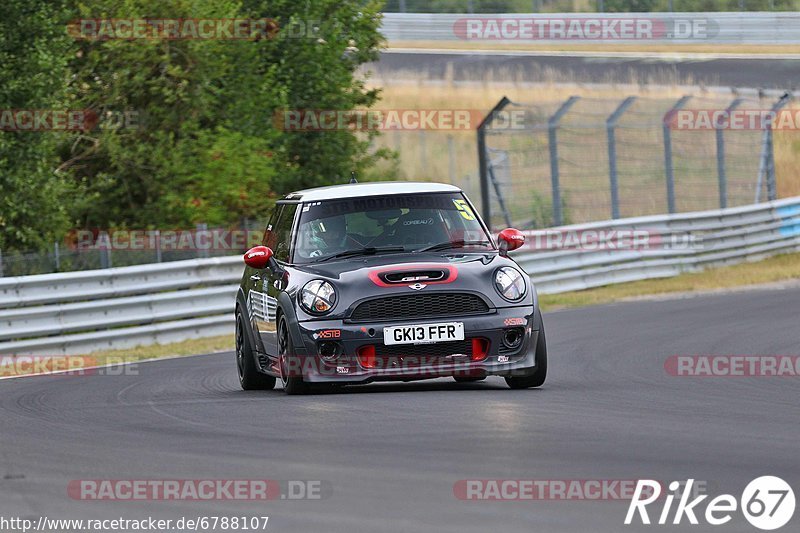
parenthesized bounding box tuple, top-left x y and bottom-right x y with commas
(414, 240, 493, 253)
(314, 246, 407, 263)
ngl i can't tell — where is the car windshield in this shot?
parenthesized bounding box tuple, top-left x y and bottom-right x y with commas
(293, 192, 493, 263)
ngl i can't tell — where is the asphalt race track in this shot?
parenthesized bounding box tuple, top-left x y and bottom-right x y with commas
(374, 51, 800, 90)
(1, 287, 798, 533)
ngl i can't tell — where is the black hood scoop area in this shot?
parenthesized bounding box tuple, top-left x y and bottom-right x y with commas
(380, 268, 449, 284)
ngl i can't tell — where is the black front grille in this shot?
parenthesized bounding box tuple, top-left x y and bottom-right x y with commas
(375, 339, 473, 359)
(349, 293, 490, 322)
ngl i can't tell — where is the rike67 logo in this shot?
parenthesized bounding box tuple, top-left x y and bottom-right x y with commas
(626, 477, 795, 530)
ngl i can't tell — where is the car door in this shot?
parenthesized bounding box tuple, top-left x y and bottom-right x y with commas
(254, 202, 297, 359)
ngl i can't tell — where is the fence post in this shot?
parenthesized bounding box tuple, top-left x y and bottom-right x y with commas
(419, 130, 427, 177)
(487, 152, 513, 228)
(548, 96, 580, 226)
(716, 98, 743, 209)
(447, 134, 456, 184)
(606, 96, 637, 220)
(756, 93, 791, 203)
(477, 96, 511, 227)
(0, 248, 4, 278)
(54, 241, 61, 272)
(663, 96, 691, 214)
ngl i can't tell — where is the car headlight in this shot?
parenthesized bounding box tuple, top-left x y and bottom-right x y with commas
(494, 267, 527, 301)
(300, 280, 337, 314)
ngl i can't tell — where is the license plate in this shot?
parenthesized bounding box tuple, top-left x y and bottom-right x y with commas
(383, 322, 464, 346)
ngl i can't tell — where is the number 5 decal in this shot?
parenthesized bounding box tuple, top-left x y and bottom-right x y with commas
(453, 199, 475, 221)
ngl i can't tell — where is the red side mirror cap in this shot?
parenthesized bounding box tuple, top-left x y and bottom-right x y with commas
(498, 228, 525, 255)
(244, 246, 273, 269)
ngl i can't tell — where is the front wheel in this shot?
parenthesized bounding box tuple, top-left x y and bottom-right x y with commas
(278, 316, 309, 395)
(236, 311, 276, 391)
(505, 323, 548, 390)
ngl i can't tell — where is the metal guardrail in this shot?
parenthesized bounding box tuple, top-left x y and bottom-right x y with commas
(516, 197, 800, 293)
(1, 197, 799, 355)
(381, 12, 800, 45)
(0, 257, 241, 355)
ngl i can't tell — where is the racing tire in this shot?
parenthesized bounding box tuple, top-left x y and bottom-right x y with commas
(505, 323, 548, 390)
(236, 311, 276, 391)
(278, 316, 310, 395)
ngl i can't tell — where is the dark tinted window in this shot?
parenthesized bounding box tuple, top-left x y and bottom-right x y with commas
(262, 206, 283, 250)
(294, 193, 492, 263)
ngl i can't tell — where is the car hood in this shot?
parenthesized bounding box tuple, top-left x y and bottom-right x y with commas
(290, 252, 532, 315)
(294, 252, 497, 279)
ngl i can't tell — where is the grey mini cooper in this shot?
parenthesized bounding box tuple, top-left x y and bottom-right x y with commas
(235, 181, 547, 394)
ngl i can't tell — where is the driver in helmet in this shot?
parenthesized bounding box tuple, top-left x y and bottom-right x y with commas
(308, 215, 358, 258)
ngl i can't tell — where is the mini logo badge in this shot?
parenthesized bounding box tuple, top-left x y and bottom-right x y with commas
(409, 283, 427, 291)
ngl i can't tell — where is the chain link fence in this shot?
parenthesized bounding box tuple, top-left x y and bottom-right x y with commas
(478, 92, 793, 229)
(0, 222, 262, 278)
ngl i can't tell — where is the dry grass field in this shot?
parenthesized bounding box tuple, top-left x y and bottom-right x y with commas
(367, 75, 800, 225)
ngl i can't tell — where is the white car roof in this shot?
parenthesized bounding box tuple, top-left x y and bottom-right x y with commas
(284, 181, 462, 202)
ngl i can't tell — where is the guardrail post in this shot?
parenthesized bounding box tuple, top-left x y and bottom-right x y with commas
(663, 96, 691, 214)
(548, 96, 580, 226)
(53, 241, 61, 272)
(477, 96, 511, 227)
(606, 96, 637, 219)
(756, 93, 791, 203)
(716, 98, 743, 209)
(98, 231, 112, 269)
(196, 223, 210, 259)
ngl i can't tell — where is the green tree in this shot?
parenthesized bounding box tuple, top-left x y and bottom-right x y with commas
(0, 0, 74, 252)
(238, 0, 390, 194)
(61, 0, 389, 230)
(62, 0, 278, 229)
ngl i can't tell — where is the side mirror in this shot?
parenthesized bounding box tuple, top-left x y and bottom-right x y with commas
(244, 246, 273, 269)
(498, 228, 525, 257)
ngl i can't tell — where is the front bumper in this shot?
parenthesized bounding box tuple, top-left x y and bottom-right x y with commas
(286, 306, 541, 383)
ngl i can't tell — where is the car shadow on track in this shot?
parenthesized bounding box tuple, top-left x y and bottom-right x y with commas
(241, 378, 545, 396)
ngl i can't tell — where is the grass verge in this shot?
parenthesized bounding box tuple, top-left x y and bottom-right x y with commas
(0, 335, 233, 378)
(539, 252, 800, 311)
